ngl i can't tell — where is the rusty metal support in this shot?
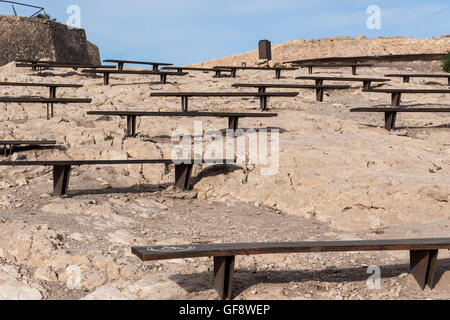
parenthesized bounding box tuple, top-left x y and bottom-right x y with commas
(214, 256, 235, 300)
(126, 115, 137, 137)
(174, 163, 193, 191)
(352, 66, 357, 75)
(410, 250, 439, 290)
(316, 87, 324, 102)
(391, 92, 402, 107)
(228, 117, 239, 131)
(181, 96, 189, 112)
(260, 96, 268, 111)
(160, 74, 167, 84)
(53, 165, 72, 197)
(104, 73, 110, 85)
(385, 112, 397, 131)
(275, 69, 281, 79)
(363, 80, 371, 90)
(117, 62, 124, 71)
(308, 66, 313, 75)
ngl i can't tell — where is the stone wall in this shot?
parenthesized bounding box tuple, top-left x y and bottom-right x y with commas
(0, 15, 100, 66)
(190, 35, 450, 67)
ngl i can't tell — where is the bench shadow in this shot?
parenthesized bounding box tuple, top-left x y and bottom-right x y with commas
(190, 164, 243, 186)
(356, 122, 450, 130)
(67, 183, 172, 197)
(111, 81, 168, 87)
(169, 258, 450, 299)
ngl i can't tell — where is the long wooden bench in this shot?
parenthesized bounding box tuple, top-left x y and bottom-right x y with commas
(0, 140, 56, 156)
(385, 74, 450, 85)
(162, 67, 216, 74)
(15, 63, 116, 72)
(150, 92, 299, 111)
(81, 70, 188, 85)
(132, 238, 450, 300)
(103, 59, 173, 71)
(231, 83, 350, 102)
(295, 64, 374, 75)
(0, 82, 83, 118)
(294, 76, 390, 90)
(363, 88, 450, 106)
(212, 66, 298, 79)
(87, 111, 278, 137)
(0, 159, 229, 196)
(0, 97, 92, 119)
(351, 107, 450, 130)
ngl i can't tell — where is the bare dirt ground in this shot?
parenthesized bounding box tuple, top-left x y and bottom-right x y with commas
(0, 59, 448, 300)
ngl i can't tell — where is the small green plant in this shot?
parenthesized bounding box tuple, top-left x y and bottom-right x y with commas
(35, 14, 57, 22)
(104, 136, 114, 142)
(443, 52, 450, 73)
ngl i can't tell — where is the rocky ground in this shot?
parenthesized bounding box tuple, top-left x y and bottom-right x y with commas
(0, 59, 448, 300)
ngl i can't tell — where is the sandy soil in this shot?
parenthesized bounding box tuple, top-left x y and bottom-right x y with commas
(0, 59, 448, 300)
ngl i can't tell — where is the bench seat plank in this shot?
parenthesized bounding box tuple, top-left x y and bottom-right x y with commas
(212, 66, 298, 79)
(82, 70, 188, 85)
(0, 82, 83, 88)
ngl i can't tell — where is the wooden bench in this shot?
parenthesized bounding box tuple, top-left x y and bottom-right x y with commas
(103, 59, 173, 71)
(150, 92, 299, 111)
(15, 63, 116, 72)
(0, 82, 83, 118)
(363, 88, 450, 106)
(294, 76, 390, 90)
(212, 66, 298, 79)
(87, 111, 278, 137)
(295, 64, 374, 75)
(132, 238, 450, 300)
(385, 74, 450, 86)
(0, 140, 56, 156)
(162, 67, 216, 74)
(351, 107, 450, 131)
(0, 159, 229, 196)
(81, 70, 188, 85)
(231, 83, 350, 102)
(0, 97, 92, 119)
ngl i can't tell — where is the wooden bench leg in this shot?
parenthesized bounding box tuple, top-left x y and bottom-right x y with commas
(228, 117, 239, 131)
(53, 165, 72, 197)
(104, 73, 110, 85)
(275, 69, 281, 79)
(260, 96, 268, 111)
(410, 250, 439, 290)
(385, 112, 397, 131)
(214, 256, 235, 300)
(352, 66, 357, 75)
(160, 74, 167, 84)
(391, 92, 402, 107)
(174, 163, 193, 191)
(308, 66, 313, 74)
(117, 62, 124, 71)
(181, 97, 189, 112)
(126, 115, 137, 137)
(363, 81, 371, 90)
(316, 87, 324, 102)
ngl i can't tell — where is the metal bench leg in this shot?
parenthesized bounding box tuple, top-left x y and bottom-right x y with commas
(177, 68, 183, 73)
(231, 69, 237, 78)
(181, 97, 189, 112)
(117, 62, 124, 71)
(174, 163, 193, 191)
(391, 92, 401, 107)
(410, 250, 439, 290)
(49, 87, 56, 118)
(126, 115, 137, 137)
(385, 112, 397, 131)
(160, 74, 167, 84)
(315, 79, 323, 86)
(316, 88, 324, 102)
(258, 87, 266, 94)
(214, 256, 235, 300)
(363, 81, 371, 90)
(275, 70, 281, 79)
(214, 70, 221, 78)
(403, 76, 410, 83)
(153, 65, 159, 71)
(308, 66, 313, 74)
(104, 73, 110, 85)
(53, 165, 72, 197)
(447, 77, 450, 86)
(352, 66, 357, 75)
(260, 96, 268, 111)
(228, 117, 239, 131)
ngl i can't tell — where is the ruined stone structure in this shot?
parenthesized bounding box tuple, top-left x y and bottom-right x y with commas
(0, 15, 100, 66)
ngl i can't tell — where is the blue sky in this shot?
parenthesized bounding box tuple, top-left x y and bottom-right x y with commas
(1, 0, 449, 65)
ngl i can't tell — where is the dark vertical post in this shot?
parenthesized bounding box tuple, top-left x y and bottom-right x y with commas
(260, 95, 268, 111)
(231, 68, 237, 78)
(308, 66, 313, 75)
(275, 69, 281, 79)
(117, 62, 124, 71)
(410, 250, 439, 290)
(49, 86, 56, 118)
(352, 66, 357, 75)
(181, 97, 189, 112)
(316, 88, 324, 102)
(126, 115, 137, 137)
(447, 77, 449, 86)
(363, 81, 371, 90)
(385, 112, 397, 131)
(214, 256, 235, 300)
(403, 76, 410, 83)
(315, 79, 324, 86)
(391, 92, 402, 107)
(53, 165, 72, 197)
(228, 117, 239, 131)
(174, 163, 193, 191)
(258, 87, 266, 94)
(160, 74, 167, 84)
(104, 73, 110, 85)
(153, 64, 159, 71)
